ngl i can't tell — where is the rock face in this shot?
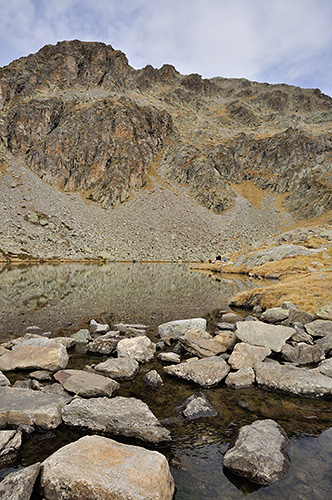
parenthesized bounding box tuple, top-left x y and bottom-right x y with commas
(0, 463, 41, 500)
(236, 321, 294, 352)
(254, 362, 332, 398)
(62, 396, 171, 444)
(54, 369, 119, 397)
(223, 419, 290, 485)
(0, 387, 66, 429)
(164, 356, 230, 387)
(0, 344, 69, 371)
(40, 435, 175, 500)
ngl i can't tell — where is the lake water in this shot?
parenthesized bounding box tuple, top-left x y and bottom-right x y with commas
(1, 263, 332, 499)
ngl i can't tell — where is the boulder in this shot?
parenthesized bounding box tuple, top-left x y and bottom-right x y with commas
(261, 307, 289, 323)
(117, 336, 156, 363)
(287, 309, 316, 326)
(316, 304, 332, 320)
(40, 435, 175, 500)
(305, 320, 332, 337)
(281, 343, 325, 365)
(225, 367, 255, 389)
(54, 369, 119, 397)
(143, 370, 164, 387)
(0, 344, 68, 372)
(254, 361, 332, 398)
(236, 321, 294, 352)
(93, 357, 139, 380)
(181, 393, 218, 420)
(0, 463, 41, 500)
(163, 356, 230, 387)
(223, 419, 290, 485)
(86, 337, 118, 355)
(158, 318, 206, 340)
(0, 387, 66, 429)
(90, 319, 110, 334)
(228, 343, 271, 370)
(70, 329, 91, 344)
(157, 352, 181, 364)
(62, 396, 171, 444)
(0, 430, 22, 467)
(179, 328, 226, 358)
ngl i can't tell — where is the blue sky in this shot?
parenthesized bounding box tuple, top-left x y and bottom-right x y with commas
(1, 0, 332, 96)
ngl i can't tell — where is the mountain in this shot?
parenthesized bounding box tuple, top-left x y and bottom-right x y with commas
(0, 40, 331, 262)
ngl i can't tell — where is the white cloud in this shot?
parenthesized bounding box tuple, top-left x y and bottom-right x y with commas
(0, 0, 332, 95)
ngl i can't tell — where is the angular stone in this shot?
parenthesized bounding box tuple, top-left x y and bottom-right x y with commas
(315, 333, 332, 355)
(70, 329, 91, 344)
(180, 328, 226, 358)
(225, 367, 255, 389)
(221, 312, 242, 324)
(143, 370, 164, 387)
(40, 436, 175, 500)
(305, 320, 332, 337)
(290, 323, 314, 344)
(157, 352, 181, 364)
(86, 337, 118, 355)
(216, 322, 237, 331)
(158, 318, 206, 339)
(0, 430, 22, 467)
(29, 370, 52, 381)
(315, 358, 332, 378)
(261, 307, 289, 323)
(182, 393, 218, 420)
(51, 337, 76, 349)
(236, 321, 294, 352)
(93, 357, 139, 380)
(54, 369, 119, 397)
(287, 309, 316, 326)
(0, 370, 10, 386)
(281, 343, 325, 365)
(281, 302, 297, 310)
(228, 343, 271, 369)
(0, 463, 41, 500)
(0, 344, 69, 372)
(62, 396, 171, 444)
(90, 319, 110, 334)
(0, 387, 66, 429)
(223, 419, 290, 485)
(163, 356, 230, 387)
(254, 361, 332, 398)
(117, 336, 156, 363)
(214, 331, 237, 350)
(316, 304, 332, 320)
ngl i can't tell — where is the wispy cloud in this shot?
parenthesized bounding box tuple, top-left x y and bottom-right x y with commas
(1, 0, 332, 96)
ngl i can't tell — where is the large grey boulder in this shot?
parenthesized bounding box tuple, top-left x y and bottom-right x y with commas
(54, 369, 119, 397)
(0, 463, 41, 500)
(93, 357, 139, 380)
(158, 318, 206, 339)
(223, 419, 290, 485)
(228, 343, 271, 370)
(254, 361, 332, 398)
(281, 343, 325, 365)
(261, 307, 289, 323)
(40, 435, 175, 500)
(62, 396, 171, 444)
(0, 344, 68, 372)
(179, 328, 226, 358)
(163, 356, 230, 387)
(314, 358, 332, 378)
(236, 321, 294, 352)
(0, 387, 66, 429)
(117, 336, 156, 363)
(305, 320, 332, 337)
(0, 430, 22, 467)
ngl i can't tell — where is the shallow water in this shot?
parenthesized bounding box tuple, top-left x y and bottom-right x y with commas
(1, 263, 332, 499)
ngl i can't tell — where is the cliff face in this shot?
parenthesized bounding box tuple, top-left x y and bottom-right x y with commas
(1, 40, 332, 222)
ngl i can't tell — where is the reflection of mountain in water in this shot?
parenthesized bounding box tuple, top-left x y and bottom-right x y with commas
(0, 263, 255, 337)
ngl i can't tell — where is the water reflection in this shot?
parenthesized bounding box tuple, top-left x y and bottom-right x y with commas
(0, 262, 255, 337)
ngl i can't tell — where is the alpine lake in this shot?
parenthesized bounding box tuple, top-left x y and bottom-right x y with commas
(1, 262, 332, 500)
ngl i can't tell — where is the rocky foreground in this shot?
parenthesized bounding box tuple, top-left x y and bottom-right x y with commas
(0, 301, 332, 497)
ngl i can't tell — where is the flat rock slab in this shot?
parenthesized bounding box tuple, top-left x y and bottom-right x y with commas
(117, 336, 156, 363)
(164, 356, 230, 387)
(158, 352, 181, 364)
(62, 396, 171, 444)
(236, 321, 295, 352)
(0, 387, 66, 429)
(158, 318, 206, 339)
(180, 328, 226, 358)
(40, 435, 175, 500)
(0, 430, 22, 467)
(0, 463, 41, 500)
(228, 343, 271, 370)
(0, 344, 68, 372)
(93, 357, 139, 380)
(54, 369, 119, 397)
(254, 361, 332, 398)
(223, 419, 290, 485)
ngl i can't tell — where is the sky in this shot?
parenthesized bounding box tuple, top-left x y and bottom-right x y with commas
(1, 0, 332, 96)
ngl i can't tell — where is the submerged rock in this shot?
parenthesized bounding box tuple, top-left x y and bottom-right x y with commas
(0, 344, 69, 372)
(40, 435, 175, 500)
(158, 318, 206, 339)
(143, 370, 164, 387)
(62, 396, 171, 444)
(164, 356, 230, 387)
(181, 393, 218, 420)
(223, 419, 290, 485)
(0, 463, 41, 500)
(236, 321, 294, 352)
(54, 369, 119, 397)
